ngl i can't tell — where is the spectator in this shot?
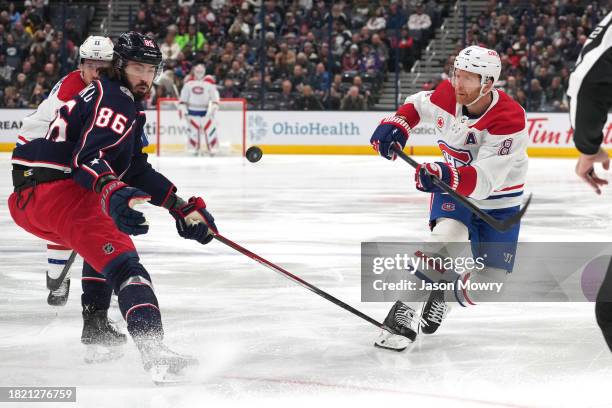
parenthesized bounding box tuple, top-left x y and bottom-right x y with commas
(387, 2, 407, 31)
(291, 64, 309, 92)
(15, 72, 32, 100)
(366, 7, 386, 31)
(3, 86, 22, 108)
(407, 3, 432, 45)
(132, 9, 151, 34)
(396, 28, 415, 71)
(352, 75, 371, 106)
(160, 26, 180, 61)
(278, 79, 296, 110)
(342, 44, 360, 71)
(341, 86, 366, 110)
(28, 83, 45, 107)
(0, 54, 14, 87)
(156, 68, 179, 98)
(545, 76, 567, 111)
(294, 85, 324, 110)
(359, 44, 382, 75)
(176, 24, 206, 52)
(311, 62, 330, 95)
(528, 78, 545, 111)
(12, 21, 32, 52)
(220, 78, 240, 98)
(325, 76, 343, 109)
(4, 34, 21, 70)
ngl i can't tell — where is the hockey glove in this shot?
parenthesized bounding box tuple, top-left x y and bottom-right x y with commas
(100, 180, 151, 236)
(370, 115, 411, 160)
(415, 162, 477, 196)
(170, 196, 218, 245)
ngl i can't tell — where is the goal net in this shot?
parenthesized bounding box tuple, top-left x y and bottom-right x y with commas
(155, 97, 247, 156)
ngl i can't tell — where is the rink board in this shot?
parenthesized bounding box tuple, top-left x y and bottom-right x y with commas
(1, 109, 611, 158)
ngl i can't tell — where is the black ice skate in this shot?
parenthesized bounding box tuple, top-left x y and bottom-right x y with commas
(136, 338, 199, 385)
(374, 301, 423, 351)
(81, 307, 127, 363)
(46, 276, 70, 307)
(420, 289, 448, 335)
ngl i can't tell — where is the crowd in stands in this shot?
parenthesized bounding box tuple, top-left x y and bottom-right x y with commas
(437, 0, 610, 112)
(0, 1, 90, 108)
(1, 0, 606, 113)
(136, 0, 446, 110)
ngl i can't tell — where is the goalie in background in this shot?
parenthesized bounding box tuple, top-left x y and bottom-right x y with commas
(178, 64, 220, 155)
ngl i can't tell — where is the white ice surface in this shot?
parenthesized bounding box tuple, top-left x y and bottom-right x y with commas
(1, 154, 611, 408)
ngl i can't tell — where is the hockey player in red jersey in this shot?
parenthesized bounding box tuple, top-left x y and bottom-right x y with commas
(369, 46, 528, 350)
(15, 36, 128, 361)
(18, 35, 114, 308)
(9, 32, 216, 382)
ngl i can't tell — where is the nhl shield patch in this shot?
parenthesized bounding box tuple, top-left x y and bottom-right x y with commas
(103, 243, 115, 255)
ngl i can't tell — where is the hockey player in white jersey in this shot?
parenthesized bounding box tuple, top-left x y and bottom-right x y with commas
(179, 64, 220, 155)
(369, 45, 528, 349)
(17, 35, 115, 309)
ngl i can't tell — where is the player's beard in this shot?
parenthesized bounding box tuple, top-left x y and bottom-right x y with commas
(455, 87, 480, 105)
(131, 81, 151, 100)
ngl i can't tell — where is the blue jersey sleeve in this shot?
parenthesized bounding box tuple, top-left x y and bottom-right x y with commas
(123, 149, 177, 208)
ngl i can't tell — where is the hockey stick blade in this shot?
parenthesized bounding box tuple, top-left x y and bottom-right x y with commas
(46, 250, 77, 291)
(390, 145, 531, 232)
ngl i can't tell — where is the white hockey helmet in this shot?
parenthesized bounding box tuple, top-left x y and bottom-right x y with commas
(453, 45, 501, 86)
(79, 36, 114, 62)
(193, 64, 206, 80)
(452, 45, 501, 106)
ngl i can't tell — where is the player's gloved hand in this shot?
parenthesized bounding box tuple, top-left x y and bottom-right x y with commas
(369, 115, 411, 160)
(416, 162, 478, 196)
(100, 180, 151, 236)
(170, 196, 218, 245)
(415, 162, 459, 193)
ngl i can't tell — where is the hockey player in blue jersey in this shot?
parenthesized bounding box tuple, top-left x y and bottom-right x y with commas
(9, 32, 217, 383)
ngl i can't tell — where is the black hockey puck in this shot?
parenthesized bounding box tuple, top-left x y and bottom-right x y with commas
(246, 146, 263, 163)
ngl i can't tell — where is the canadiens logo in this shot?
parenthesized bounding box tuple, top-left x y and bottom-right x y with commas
(103, 243, 114, 255)
(436, 116, 444, 129)
(193, 86, 204, 94)
(441, 202, 455, 212)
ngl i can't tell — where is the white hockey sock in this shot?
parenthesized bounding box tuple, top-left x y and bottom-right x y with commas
(46, 243, 72, 280)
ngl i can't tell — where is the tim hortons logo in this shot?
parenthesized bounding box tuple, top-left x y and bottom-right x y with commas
(528, 116, 612, 146)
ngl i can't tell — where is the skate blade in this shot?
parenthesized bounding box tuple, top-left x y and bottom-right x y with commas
(373, 331, 415, 352)
(84, 344, 124, 364)
(150, 364, 193, 386)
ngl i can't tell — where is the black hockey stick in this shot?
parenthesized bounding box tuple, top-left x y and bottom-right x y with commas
(212, 233, 400, 336)
(46, 250, 76, 291)
(391, 145, 531, 232)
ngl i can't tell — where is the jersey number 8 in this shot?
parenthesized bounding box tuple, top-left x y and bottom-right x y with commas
(95, 107, 128, 134)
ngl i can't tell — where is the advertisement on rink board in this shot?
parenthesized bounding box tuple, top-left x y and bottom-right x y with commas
(0, 109, 611, 157)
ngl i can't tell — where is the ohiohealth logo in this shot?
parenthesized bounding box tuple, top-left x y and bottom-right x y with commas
(248, 114, 268, 142)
